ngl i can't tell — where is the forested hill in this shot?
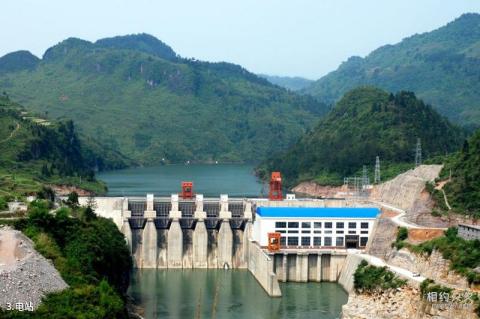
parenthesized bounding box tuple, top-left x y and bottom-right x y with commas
(262, 87, 465, 186)
(304, 13, 480, 128)
(0, 96, 126, 196)
(258, 74, 314, 91)
(0, 34, 328, 164)
(442, 130, 480, 214)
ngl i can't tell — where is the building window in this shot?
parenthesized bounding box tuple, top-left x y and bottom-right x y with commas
(336, 230, 344, 234)
(360, 230, 368, 234)
(301, 237, 311, 246)
(324, 237, 332, 246)
(288, 230, 298, 234)
(280, 237, 286, 246)
(325, 222, 332, 229)
(313, 237, 321, 246)
(302, 222, 311, 228)
(288, 222, 299, 228)
(275, 222, 287, 228)
(348, 222, 356, 229)
(360, 237, 368, 246)
(325, 230, 332, 234)
(314, 230, 322, 234)
(301, 230, 311, 234)
(275, 230, 286, 233)
(287, 237, 298, 246)
(314, 222, 322, 228)
(361, 222, 369, 229)
(336, 222, 344, 229)
(336, 237, 344, 247)
(348, 230, 356, 234)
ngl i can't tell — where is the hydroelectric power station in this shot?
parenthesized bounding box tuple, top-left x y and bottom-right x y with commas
(81, 173, 381, 297)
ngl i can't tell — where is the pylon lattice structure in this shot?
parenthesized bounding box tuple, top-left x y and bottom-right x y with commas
(415, 138, 422, 167)
(374, 156, 381, 184)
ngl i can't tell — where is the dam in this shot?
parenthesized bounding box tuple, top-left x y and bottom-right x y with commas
(81, 192, 380, 297)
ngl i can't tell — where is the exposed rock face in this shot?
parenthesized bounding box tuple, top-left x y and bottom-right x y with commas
(341, 286, 477, 319)
(292, 182, 348, 198)
(0, 226, 68, 310)
(370, 165, 442, 212)
(366, 217, 397, 259)
(388, 249, 469, 289)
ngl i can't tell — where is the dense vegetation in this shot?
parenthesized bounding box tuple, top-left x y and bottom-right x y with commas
(304, 13, 480, 128)
(442, 130, 480, 215)
(258, 74, 313, 91)
(0, 34, 328, 164)
(0, 199, 132, 318)
(261, 87, 464, 186)
(0, 96, 125, 199)
(353, 260, 406, 293)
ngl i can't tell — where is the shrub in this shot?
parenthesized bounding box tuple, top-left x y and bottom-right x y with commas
(354, 260, 406, 293)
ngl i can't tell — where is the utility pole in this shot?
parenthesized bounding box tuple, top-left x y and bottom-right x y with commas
(374, 156, 381, 184)
(415, 138, 422, 167)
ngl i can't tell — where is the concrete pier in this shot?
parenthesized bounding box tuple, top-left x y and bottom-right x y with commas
(217, 221, 233, 268)
(120, 210, 132, 255)
(167, 221, 183, 268)
(193, 196, 208, 268)
(141, 210, 158, 268)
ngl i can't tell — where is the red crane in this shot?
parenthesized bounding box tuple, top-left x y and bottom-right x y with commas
(269, 172, 282, 200)
(181, 181, 194, 199)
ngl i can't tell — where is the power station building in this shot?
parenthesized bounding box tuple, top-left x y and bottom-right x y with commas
(252, 207, 380, 249)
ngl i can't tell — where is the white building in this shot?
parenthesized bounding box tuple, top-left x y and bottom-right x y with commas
(252, 207, 380, 249)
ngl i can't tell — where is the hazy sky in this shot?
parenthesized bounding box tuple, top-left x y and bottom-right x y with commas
(2, 1, 480, 79)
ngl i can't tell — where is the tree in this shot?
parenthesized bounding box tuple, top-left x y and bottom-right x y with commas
(66, 191, 79, 209)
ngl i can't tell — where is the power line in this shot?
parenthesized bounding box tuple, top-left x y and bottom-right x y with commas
(374, 156, 381, 184)
(415, 138, 422, 167)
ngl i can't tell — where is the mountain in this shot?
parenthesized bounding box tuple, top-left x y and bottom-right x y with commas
(0, 34, 328, 164)
(0, 50, 39, 74)
(304, 13, 480, 128)
(259, 74, 314, 91)
(261, 87, 465, 186)
(0, 96, 128, 196)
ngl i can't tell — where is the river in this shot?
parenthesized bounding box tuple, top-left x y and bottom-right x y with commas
(98, 164, 348, 319)
(129, 270, 348, 319)
(97, 164, 265, 197)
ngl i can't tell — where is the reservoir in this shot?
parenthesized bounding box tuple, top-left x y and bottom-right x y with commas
(99, 164, 349, 318)
(97, 164, 264, 197)
(129, 270, 348, 319)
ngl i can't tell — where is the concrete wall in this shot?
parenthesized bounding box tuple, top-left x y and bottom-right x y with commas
(247, 240, 282, 297)
(338, 254, 364, 293)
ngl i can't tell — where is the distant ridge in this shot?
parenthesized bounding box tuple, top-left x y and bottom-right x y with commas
(0, 34, 328, 164)
(304, 13, 480, 127)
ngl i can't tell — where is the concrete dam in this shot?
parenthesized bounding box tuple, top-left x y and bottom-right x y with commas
(82, 194, 380, 296)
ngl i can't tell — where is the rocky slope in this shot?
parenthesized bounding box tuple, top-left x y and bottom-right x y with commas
(342, 286, 477, 319)
(0, 226, 67, 310)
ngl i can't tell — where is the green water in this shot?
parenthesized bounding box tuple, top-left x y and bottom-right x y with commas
(97, 164, 264, 197)
(128, 270, 348, 319)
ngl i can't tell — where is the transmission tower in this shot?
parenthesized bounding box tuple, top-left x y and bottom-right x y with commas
(415, 138, 422, 167)
(374, 156, 381, 184)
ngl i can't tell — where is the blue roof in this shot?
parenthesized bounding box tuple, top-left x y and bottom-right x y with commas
(256, 207, 379, 218)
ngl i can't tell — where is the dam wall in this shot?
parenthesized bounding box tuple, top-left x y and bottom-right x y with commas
(117, 194, 254, 269)
(84, 194, 376, 297)
(247, 239, 282, 297)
